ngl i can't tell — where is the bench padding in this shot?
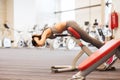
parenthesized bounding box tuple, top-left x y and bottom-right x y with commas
(78, 39, 120, 71)
(67, 27, 80, 39)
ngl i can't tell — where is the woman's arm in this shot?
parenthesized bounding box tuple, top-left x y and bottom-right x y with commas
(34, 28, 52, 46)
(33, 21, 66, 47)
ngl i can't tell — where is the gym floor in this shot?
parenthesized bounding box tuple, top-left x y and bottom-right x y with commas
(0, 48, 120, 80)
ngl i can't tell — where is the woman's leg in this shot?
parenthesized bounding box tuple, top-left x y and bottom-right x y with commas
(66, 21, 104, 48)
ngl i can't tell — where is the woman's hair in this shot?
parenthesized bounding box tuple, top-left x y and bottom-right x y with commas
(32, 35, 41, 46)
(32, 39, 38, 46)
(32, 26, 49, 47)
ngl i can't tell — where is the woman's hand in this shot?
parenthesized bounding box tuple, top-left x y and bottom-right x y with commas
(32, 28, 52, 47)
(33, 37, 45, 47)
(32, 35, 43, 47)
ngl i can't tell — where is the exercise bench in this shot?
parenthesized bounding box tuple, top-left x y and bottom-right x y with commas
(71, 39, 120, 80)
(51, 27, 117, 73)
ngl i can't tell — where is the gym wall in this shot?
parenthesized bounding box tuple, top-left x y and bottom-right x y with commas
(75, 0, 104, 26)
(112, 0, 120, 39)
(35, 0, 57, 26)
(0, 0, 6, 28)
(0, 0, 13, 41)
(0, 0, 58, 47)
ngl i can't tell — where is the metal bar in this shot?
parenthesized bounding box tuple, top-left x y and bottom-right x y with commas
(54, 4, 101, 14)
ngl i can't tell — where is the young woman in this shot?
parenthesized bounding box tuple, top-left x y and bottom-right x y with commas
(32, 20, 104, 48)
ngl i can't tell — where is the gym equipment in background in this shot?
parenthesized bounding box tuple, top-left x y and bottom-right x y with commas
(3, 24, 12, 48)
(51, 36, 76, 50)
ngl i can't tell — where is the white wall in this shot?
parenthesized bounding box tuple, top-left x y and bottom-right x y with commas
(75, 0, 103, 26)
(0, 0, 6, 27)
(6, 0, 14, 27)
(13, 0, 37, 46)
(12, 0, 58, 46)
(14, 0, 36, 30)
(112, 0, 120, 39)
(6, 0, 14, 39)
(13, 0, 58, 33)
(61, 0, 75, 21)
(0, 0, 14, 40)
(35, 0, 57, 27)
(54, 0, 61, 22)
(0, 0, 6, 40)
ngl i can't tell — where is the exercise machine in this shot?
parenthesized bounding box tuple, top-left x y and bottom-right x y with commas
(51, 27, 93, 72)
(70, 39, 120, 80)
(51, 27, 117, 73)
(51, 33, 76, 50)
(3, 24, 12, 48)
